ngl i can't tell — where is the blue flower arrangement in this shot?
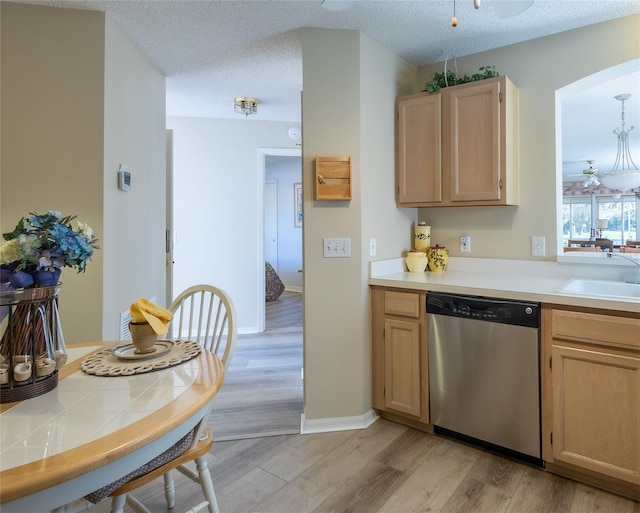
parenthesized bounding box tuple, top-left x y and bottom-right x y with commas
(0, 211, 100, 289)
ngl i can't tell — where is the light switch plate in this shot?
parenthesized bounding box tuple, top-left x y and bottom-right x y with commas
(369, 238, 377, 257)
(531, 236, 545, 257)
(323, 238, 351, 258)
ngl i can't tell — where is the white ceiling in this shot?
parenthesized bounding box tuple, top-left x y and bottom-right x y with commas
(12, 0, 640, 179)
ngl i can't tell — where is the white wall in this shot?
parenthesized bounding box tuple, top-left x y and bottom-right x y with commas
(265, 158, 303, 291)
(165, 117, 300, 333)
(416, 15, 640, 261)
(102, 16, 167, 340)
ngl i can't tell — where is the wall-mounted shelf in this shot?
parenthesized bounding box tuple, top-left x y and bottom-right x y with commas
(315, 156, 351, 200)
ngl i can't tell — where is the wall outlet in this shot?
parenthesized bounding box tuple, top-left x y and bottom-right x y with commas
(460, 235, 471, 253)
(323, 238, 351, 258)
(369, 238, 377, 257)
(531, 236, 545, 257)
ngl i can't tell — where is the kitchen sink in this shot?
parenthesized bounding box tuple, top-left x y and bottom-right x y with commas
(558, 279, 640, 299)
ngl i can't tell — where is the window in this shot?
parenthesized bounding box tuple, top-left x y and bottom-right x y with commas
(563, 194, 638, 245)
(598, 195, 638, 244)
(563, 197, 592, 243)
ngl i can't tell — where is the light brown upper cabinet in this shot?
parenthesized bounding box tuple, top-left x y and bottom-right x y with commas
(396, 76, 519, 207)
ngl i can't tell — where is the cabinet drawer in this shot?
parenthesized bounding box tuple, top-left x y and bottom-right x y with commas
(551, 310, 640, 351)
(384, 291, 420, 318)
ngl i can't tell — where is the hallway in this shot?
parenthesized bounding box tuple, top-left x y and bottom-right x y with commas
(207, 291, 303, 440)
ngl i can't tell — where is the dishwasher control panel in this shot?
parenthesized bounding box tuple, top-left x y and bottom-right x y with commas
(426, 293, 540, 328)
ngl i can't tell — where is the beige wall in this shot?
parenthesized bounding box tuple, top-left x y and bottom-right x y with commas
(3, 3, 636, 423)
(301, 29, 415, 420)
(1, 3, 166, 343)
(417, 15, 640, 260)
(1, 3, 105, 343)
(300, 16, 639, 422)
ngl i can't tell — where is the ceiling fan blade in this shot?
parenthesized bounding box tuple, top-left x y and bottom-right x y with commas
(320, 0, 356, 11)
(489, 0, 534, 18)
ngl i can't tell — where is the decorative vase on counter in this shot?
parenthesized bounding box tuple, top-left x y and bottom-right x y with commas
(414, 223, 431, 251)
(427, 245, 449, 272)
(406, 250, 428, 273)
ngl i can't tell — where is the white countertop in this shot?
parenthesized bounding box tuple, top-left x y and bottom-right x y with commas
(369, 256, 640, 314)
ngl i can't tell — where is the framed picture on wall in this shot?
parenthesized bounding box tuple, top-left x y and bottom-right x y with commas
(294, 182, 302, 227)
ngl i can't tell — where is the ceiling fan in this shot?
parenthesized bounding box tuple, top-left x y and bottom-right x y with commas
(581, 160, 601, 187)
(564, 160, 602, 187)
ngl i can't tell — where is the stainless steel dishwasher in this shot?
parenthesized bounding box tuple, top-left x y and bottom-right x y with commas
(427, 292, 542, 466)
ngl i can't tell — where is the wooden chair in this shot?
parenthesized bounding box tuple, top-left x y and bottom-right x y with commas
(166, 284, 238, 368)
(563, 246, 599, 252)
(620, 246, 640, 253)
(95, 285, 237, 513)
(625, 240, 640, 248)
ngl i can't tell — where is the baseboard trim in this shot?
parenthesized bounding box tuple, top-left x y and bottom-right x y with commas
(299, 410, 379, 434)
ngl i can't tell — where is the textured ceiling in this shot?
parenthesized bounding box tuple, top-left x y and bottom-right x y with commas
(10, 0, 640, 178)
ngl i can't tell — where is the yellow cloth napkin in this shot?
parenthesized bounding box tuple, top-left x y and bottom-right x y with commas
(130, 298, 173, 335)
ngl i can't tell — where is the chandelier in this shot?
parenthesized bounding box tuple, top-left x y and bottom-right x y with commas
(599, 94, 640, 192)
(234, 97, 259, 117)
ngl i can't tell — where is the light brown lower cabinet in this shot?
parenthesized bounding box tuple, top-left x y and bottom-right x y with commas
(371, 289, 639, 499)
(371, 287, 429, 428)
(542, 305, 640, 500)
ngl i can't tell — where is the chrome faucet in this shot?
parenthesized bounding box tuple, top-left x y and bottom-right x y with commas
(607, 253, 640, 284)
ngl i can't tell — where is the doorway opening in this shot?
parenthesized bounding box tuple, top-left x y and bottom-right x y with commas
(206, 147, 303, 441)
(257, 148, 302, 332)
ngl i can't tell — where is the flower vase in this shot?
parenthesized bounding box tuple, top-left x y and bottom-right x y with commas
(0, 284, 66, 403)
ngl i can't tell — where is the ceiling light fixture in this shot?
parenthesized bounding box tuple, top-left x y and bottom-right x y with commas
(582, 160, 600, 188)
(451, 0, 458, 27)
(599, 94, 640, 193)
(234, 97, 259, 117)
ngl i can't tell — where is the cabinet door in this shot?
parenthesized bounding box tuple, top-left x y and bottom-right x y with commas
(396, 93, 442, 204)
(384, 318, 421, 417)
(551, 344, 640, 485)
(446, 80, 502, 202)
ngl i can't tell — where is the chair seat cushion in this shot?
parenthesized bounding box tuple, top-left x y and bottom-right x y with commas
(84, 428, 195, 504)
(265, 262, 285, 302)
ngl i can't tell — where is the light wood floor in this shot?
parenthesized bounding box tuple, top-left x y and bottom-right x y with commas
(206, 290, 303, 440)
(266, 290, 303, 330)
(84, 292, 640, 512)
(86, 418, 639, 513)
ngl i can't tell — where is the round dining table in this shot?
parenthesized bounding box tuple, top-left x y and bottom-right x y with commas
(0, 341, 224, 513)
